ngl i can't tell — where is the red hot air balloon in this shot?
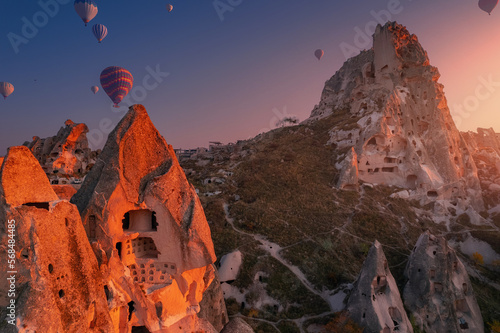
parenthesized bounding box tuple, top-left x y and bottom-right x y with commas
(100, 67, 133, 108)
(0, 82, 14, 99)
(479, 0, 499, 14)
(166, 4, 174, 12)
(315, 49, 324, 61)
(91, 86, 99, 94)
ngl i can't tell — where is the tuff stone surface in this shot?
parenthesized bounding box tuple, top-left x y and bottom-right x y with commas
(404, 232, 483, 333)
(0, 147, 113, 332)
(71, 104, 223, 332)
(346, 240, 413, 333)
(310, 22, 483, 211)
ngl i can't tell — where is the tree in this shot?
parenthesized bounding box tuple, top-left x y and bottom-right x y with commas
(276, 116, 299, 128)
(472, 252, 484, 266)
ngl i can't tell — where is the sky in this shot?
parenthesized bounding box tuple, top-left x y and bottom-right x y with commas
(1, 0, 500, 155)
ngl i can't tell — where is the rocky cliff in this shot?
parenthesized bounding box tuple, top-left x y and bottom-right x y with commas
(404, 232, 483, 332)
(23, 119, 98, 184)
(310, 22, 483, 212)
(71, 104, 225, 332)
(347, 240, 413, 332)
(0, 146, 114, 332)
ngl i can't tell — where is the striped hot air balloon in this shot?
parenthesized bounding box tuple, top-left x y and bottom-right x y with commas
(92, 24, 108, 43)
(91, 85, 99, 94)
(74, 0, 98, 26)
(100, 67, 133, 108)
(0, 82, 14, 99)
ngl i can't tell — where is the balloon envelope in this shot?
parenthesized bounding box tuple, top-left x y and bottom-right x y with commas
(100, 67, 133, 107)
(92, 24, 108, 43)
(91, 86, 99, 94)
(74, 0, 98, 26)
(0, 82, 14, 99)
(478, 0, 498, 14)
(315, 49, 324, 60)
(167, 4, 173, 12)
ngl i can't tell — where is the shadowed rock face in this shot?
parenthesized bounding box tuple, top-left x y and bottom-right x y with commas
(347, 240, 413, 333)
(0, 146, 113, 332)
(311, 22, 483, 211)
(71, 104, 222, 332)
(404, 232, 484, 333)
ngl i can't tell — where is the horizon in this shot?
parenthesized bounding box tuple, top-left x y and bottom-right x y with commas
(2, 1, 500, 155)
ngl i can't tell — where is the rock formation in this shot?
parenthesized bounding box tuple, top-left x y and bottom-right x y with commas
(346, 240, 413, 333)
(23, 119, 98, 183)
(71, 104, 224, 332)
(309, 22, 483, 211)
(220, 317, 254, 333)
(0, 146, 113, 332)
(198, 266, 229, 331)
(404, 231, 483, 332)
(462, 128, 500, 209)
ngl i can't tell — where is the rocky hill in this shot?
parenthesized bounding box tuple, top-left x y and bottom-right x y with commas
(178, 22, 500, 332)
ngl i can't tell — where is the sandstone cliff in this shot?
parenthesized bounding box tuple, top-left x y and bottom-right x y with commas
(310, 22, 483, 212)
(0, 146, 113, 332)
(24, 119, 98, 183)
(71, 104, 224, 332)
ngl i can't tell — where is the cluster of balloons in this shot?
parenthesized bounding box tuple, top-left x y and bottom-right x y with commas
(74, 1, 108, 43)
(73, 1, 172, 106)
(478, 0, 498, 14)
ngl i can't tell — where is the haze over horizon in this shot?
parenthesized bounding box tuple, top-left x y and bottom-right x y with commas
(1, 0, 500, 155)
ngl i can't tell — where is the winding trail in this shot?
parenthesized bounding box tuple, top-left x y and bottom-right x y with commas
(223, 203, 339, 332)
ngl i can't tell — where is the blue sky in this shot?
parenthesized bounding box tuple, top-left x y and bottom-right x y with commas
(1, 0, 500, 154)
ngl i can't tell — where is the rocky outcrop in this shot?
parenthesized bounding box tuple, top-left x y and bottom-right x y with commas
(462, 128, 500, 209)
(220, 317, 254, 333)
(336, 147, 359, 190)
(23, 119, 98, 182)
(310, 22, 483, 211)
(198, 265, 229, 331)
(404, 231, 483, 333)
(346, 240, 413, 333)
(71, 104, 224, 332)
(0, 146, 113, 332)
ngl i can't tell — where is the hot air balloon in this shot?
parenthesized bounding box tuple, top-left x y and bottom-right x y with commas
(479, 0, 498, 14)
(92, 24, 108, 43)
(166, 4, 173, 12)
(100, 66, 133, 108)
(0, 82, 14, 100)
(74, 0, 98, 26)
(315, 49, 324, 61)
(91, 86, 99, 94)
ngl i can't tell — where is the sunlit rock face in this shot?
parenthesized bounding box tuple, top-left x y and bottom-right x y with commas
(71, 105, 222, 332)
(310, 22, 483, 211)
(346, 240, 413, 333)
(0, 146, 113, 332)
(404, 232, 483, 333)
(24, 119, 98, 180)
